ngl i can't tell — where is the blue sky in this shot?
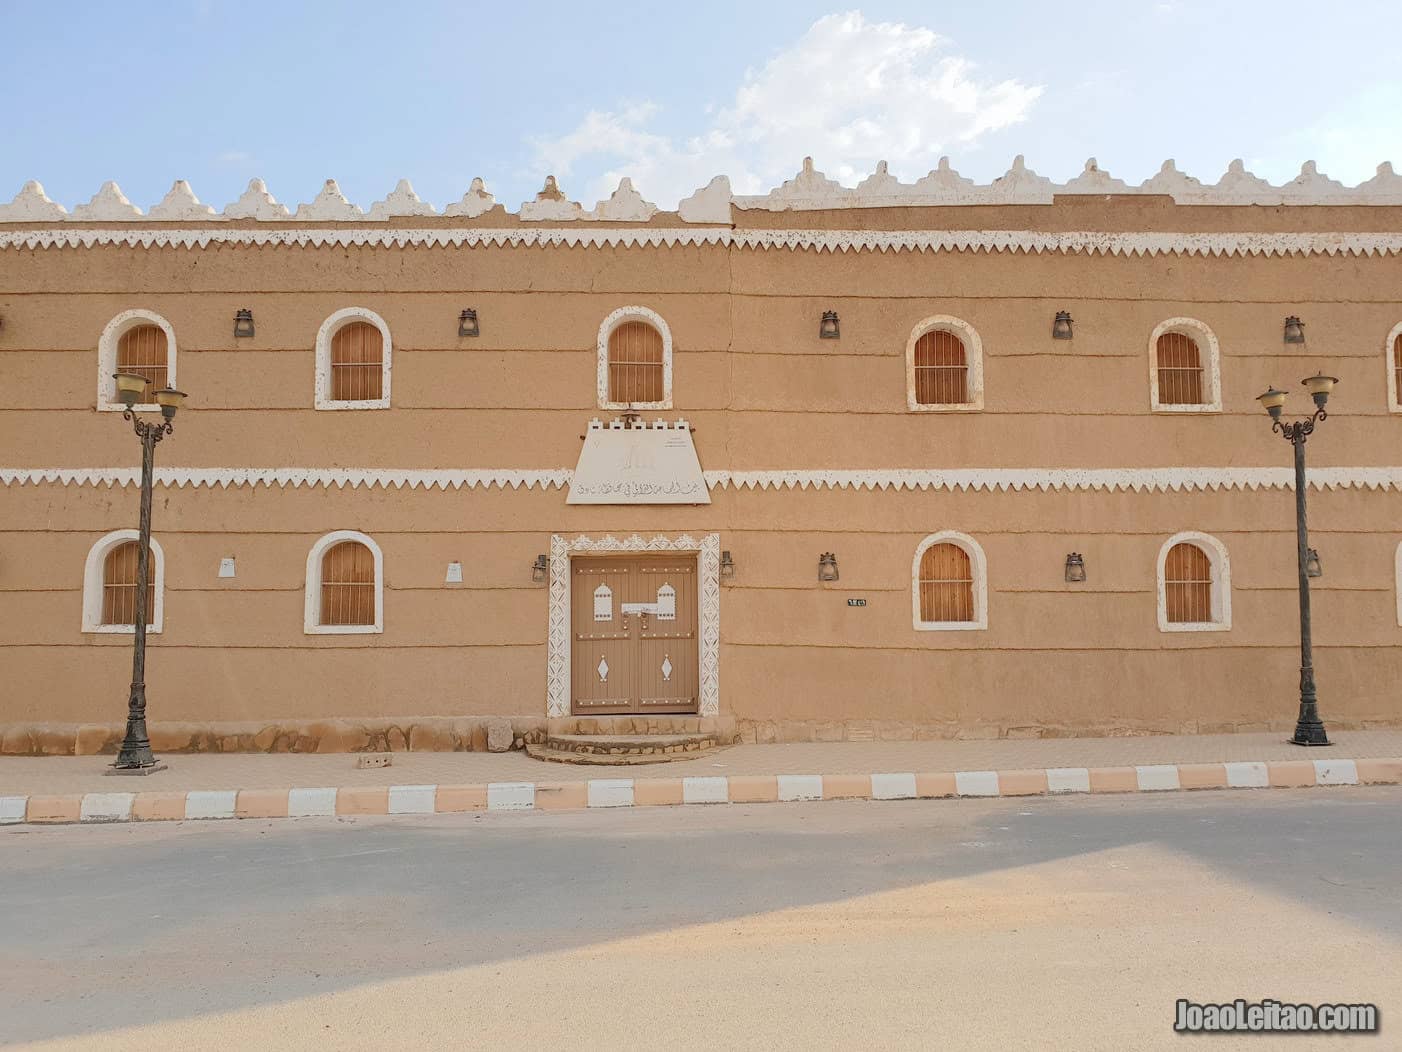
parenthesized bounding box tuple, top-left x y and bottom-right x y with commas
(3, 1, 1400, 211)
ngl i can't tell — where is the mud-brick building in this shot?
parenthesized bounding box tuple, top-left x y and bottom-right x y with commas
(2, 156, 1401, 755)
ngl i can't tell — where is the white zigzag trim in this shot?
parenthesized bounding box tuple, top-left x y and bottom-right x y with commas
(5, 466, 1402, 493)
(1, 226, 1401, 258)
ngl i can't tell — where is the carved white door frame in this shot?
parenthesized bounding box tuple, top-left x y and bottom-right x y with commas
(548, 533, 720, 718)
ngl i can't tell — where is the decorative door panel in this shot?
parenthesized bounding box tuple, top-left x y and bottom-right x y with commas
(571, 555, 699, 714)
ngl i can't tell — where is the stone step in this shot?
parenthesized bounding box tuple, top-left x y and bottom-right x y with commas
(527, 731, 728, 765)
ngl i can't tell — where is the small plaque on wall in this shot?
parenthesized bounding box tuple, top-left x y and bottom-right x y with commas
(847, 598, 867, 607)
(218, 557, 236, 579)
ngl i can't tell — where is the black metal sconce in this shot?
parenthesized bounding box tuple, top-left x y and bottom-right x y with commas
(818, 552, 839, 582)
(1283, 316, 1305, 344)
(720, 550, 735, 578)
(1064, 552, 1086, 583)
(531, 553, 549, 583)
(819, 311, 840, 339)
(233, 309, 255, 338)
(1305, 548, 1322, 578)
(1052, 311, 1074, 340)
(459, 308, 480, 338)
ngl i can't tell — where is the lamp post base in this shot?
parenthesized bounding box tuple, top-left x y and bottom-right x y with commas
(106, 760, 169, 776)
(1289, 724, 1332, 747)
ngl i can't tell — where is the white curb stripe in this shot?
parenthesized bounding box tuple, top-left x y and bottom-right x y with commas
(1225, 762, 1269, 788)
(1136, 765, 1181, 791)
(185, 790, 237, 820)
(0, 796, 27, 824)
(588, 779, 634, 808)
(487, 782, 535, 811)
(287, 787, 337, 817)
(1313, 759, 1359, 786)
(955, 771, 1000, 797)
(388, 785, 437, 814)
(80, 792, 134, 822)
(871, 773, 917, 800)
(682, 776, 729, 804)
(777, 774, 823, 801)
(1047, 767, 1091, 793)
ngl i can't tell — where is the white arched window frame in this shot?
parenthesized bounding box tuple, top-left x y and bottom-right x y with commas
(1148, 317, 1222, 413)
(905, 315, 984, 412)
(82, 529, 165, 633)
(1395, 542, 1402, 627)
(911, 530, 989, 631)
(304, 530, 384, 634)
(1156, 531, 1231, 632)
(97, 309, 178, 412)
(314, 307, 392, 410)
(597, 305, 673, 410)
(1384, 321, 1402, 414)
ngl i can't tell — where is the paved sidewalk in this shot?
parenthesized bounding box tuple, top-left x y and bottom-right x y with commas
(4, 730, 1402, 796)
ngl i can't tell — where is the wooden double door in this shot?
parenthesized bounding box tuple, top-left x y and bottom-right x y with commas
(571, 555, 699, 714)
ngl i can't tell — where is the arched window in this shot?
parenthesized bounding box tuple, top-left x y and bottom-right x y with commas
(304, 530, 383, 633)
(1386, 322, 1402, 414)
(315, 308, 392, 410)
(906, 316, 983, 411)
(1157, 532, 1231, 631)
(97, 310, 178, 411)
(912, 531, 988, 630)
(1148, 318, 1221, 412)
(102, 540, 155, 626)
(597, 306, 673, 410)
(609, 322, 665, 404)
(82, 529, 165, 633)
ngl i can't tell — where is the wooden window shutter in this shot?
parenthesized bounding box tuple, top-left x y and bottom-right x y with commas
(102, 540, 155, 626)
(330, 322, 384, 401)
(914, 330, 968, 405)
(608, 321, 664, 403)
(919, 543, 975, 622)
(1156, 332, 1204, 405)
(116, 325, 169, 397)
(320, 541, 376, 626)
(1394, 333, 1402, 407)
(1165, 542, 1213, 623)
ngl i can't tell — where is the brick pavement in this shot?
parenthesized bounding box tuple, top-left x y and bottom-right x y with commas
(4, 729, 1402, 796)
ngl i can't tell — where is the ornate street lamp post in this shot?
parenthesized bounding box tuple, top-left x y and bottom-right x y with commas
(1256, 372, 1338, 747)
(110, 373, 187, 773)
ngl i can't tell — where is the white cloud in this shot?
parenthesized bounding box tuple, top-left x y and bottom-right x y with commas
(530, 12, 1043, 207)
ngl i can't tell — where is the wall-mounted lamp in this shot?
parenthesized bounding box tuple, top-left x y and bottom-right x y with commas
(1283, 316, 1305, 344)
(233, 309, 255, 338)
(531, 553, 549, 583)
(819, 310, 840, 339)
(1305, 548, 1322, 578)
(720, 550, 735, 578)
(1064, 552, 1086, 583)
(1052, 311, 1074, 340)
(818, 552, 839, 582)
(459, 308, 480, 338)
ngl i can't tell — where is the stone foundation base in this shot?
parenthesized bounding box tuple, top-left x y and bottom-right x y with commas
(0, 717, 549, 757)
(4, 714, 1400, 757)
(733, 716, 1402, 744)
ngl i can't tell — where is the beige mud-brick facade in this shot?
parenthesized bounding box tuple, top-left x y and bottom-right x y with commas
(2, 159, 1401, 752)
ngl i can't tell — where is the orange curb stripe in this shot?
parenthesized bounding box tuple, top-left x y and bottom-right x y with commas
(235, 788, 289, 819)
(1267, 760, 1317, 788)
(435, 785, 488, 812)
(535, 783, 588, 810)
(1088, 767, 1138, 793)
(996, 769, 1049, 796)
(634, 779, 684, 806)
(914, 772, 957, 798)
(132, 791, 187, 821)
(728, 776, 779, 803)
(1177, 763, 1229, 790)
(1356, 758, 1402, 784)
(821, 774, 873, 800)
(336, 787, 389, 816)
(26, 795, 83, 823)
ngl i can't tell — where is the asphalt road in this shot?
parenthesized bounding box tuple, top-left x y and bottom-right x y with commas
(2, 789, 1400, 1050)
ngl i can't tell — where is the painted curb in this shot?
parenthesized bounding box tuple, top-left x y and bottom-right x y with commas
(4, 757, 1399, 827)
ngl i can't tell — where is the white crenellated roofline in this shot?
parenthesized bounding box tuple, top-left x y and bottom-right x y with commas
(4, 155, 1402, 225)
